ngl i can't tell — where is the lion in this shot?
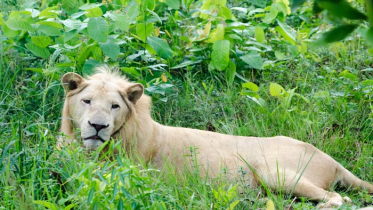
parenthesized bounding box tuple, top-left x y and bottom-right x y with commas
(59, 67, 373, 208)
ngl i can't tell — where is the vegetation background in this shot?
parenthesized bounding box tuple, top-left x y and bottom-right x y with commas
(1, 0, 373, 208)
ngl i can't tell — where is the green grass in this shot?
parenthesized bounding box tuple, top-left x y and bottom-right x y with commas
(1, 52, 373, 209)
(1, 0, 373, 209)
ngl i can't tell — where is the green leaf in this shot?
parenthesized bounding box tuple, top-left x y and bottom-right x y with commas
(269, 83, 286, 97)
(61, 0, 77, 11)
(39, 6, 59, 19)
(275, 51, 285, 60)
(316, 24, 357, 45)
(275, 20, 295, 45)
(262, 5, 278, 24)
(145, 0, 155, 11)
(225, 60, 236, 84)
(338, 70, 358, 81)
(219, 6, 233, 19)
(77, 45, 93, 65)
(61, 19, 82, 30)
(199, 0, 212, 19)
(315, 0, 366, 20)
(0, 13, 3, 25)
(211, 40, 230, 71)
(127, 2, 140, 23)
(367, 28, 373, 47)
(63, 204, 76, 210)
(147, 36, 173, 59)
(25, 43, 50, 59)
(166, 0, 180, 9)
(38, 21, 63, 36)
(229, 200, 240, 210)
(266, 199, 275, 210)
(85, 7, 103, 18)
(33, 201, 58, 210)
(240, 51, 263, 69)
(114, 14, 130, 31)
(255, 26, 266, 43)
(87, 187, 95, 204)
(99, 39, 120, 60)
(136, 23, 154, 42)
(120, 67, 141, 77)
(88, 17, 108, 43)
(31, 36, 52, 48)
(3, 24, 19, 37)
(82, 60, 101, 76)
(208, 24, 225, 43)
(64, 29, 78, 42)
(6, 19, 34, 32)
(291, 0, 307, 11)
(314, 90, 330, 98)
(242, 82, 259, 92)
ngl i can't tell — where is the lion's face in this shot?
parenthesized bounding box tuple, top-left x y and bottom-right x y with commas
(61, 71, 143, 149)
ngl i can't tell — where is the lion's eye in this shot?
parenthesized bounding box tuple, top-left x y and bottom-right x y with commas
(83, 99, 91, 104)
(112, 104, 120, 109)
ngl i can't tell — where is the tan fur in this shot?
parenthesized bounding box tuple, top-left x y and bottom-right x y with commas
(59, 67, 373, 208)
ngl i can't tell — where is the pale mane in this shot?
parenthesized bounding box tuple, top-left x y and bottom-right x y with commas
(88, 66, 155, 156)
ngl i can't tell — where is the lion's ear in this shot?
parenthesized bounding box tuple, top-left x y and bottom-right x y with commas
(127, 83, 144, 104)
(61, 72, 85, 92)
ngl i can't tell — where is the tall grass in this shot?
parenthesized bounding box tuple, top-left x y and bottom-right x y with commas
(1, 2, 373, 209)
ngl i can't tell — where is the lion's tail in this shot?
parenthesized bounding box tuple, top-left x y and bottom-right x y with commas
(339, 166, 373, 193)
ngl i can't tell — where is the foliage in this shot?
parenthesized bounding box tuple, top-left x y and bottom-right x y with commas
(1, 0, 373, 209)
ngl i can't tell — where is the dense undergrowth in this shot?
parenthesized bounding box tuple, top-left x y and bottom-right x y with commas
(1, 0, 373, 209)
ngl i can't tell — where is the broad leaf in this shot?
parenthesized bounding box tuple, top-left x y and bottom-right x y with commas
(127, 2, 140, 23)
(166, 0, 180, 9)
(255, 26, 266, 43)
(219, 6, 233, 19)
(291, 0, 307, 11)
(82, 60, 101, 76)
(64, 29, 78, 42)
(316, 24, 357, 45)
(225, 60, 236, 84)
(25, 43, 50, 59)
(136, 23, 154, 42)
(85, 7, 103, 17)
(262, 5, 278, 24)
(269, 83, 286, 97)
(99, 39, 120, 60)
(61, 19, 82, 30)
(31, 36, 51, 48)
(240, 51, 263, 69)
(338, 70, 358, 81)
(315, 0, 366, 20)
(6, 19, 34, 32)
(208, 24, 225, 43)
(3, 24, 20, 37)
(145, 0, 155, 11)
(61, 0, 77, 11)
(275, 20, 295, 44)
(88, 17, 108, 43)
(242, 82, 259, 92)
(211, 40, 230, 71)
(114, 14, 130, 31)
(38, 21, 63, 36)
(367, 28, 373, 47)
(33, 201, 58, 210)
(147, 36, 173, 59)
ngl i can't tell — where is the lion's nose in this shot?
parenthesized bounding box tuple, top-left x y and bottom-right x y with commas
(88, 121, 109, 132)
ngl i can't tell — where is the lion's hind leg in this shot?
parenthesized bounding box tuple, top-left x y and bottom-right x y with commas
(290, 178, 351, 208)
(263, 170, 350, 208)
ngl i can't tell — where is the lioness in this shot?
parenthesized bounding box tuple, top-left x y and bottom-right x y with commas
(59, 67, 373, 208)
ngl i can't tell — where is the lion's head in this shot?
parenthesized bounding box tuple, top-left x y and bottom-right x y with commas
(60, 68, 144, 149)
